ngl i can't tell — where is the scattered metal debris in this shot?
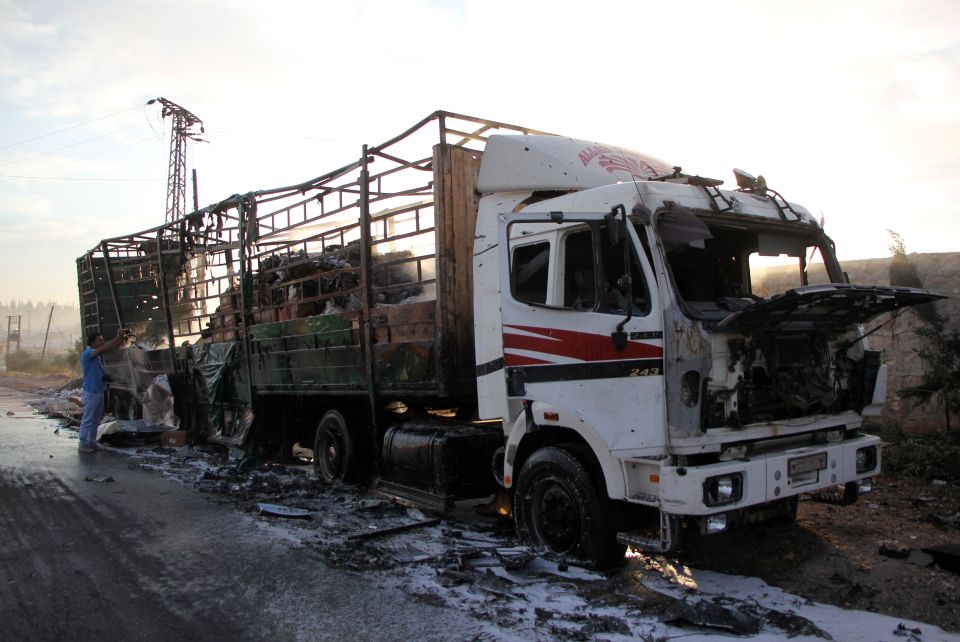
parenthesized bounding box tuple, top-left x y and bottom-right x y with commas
(663, 598, 763, 635)
(83, 476, 115, 483)
(256, 503, 312, 519)
(494, 546, 537, 570)
(22, 388, 955, 639)
(923, 512, 960, 529)
(474, 569, 524, 600)
(347, 518, 440, 542)
(761, 608, 834, 640)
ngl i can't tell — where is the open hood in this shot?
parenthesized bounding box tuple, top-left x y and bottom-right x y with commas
(718, 284, 945, 331)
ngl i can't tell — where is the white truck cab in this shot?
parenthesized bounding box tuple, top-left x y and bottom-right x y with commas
(473, 135, 939, 566)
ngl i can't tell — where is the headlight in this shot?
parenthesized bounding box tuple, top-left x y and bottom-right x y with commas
(856, 446, 878, 473)
(703, 473, 743, 506)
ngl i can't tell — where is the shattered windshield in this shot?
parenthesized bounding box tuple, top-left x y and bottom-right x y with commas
(655, 207, 841, 320)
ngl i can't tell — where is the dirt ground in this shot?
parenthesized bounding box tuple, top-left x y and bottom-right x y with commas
(4, 370, 959, 634)
(679, 475, 960, 633)
(0, 372, 74, 392)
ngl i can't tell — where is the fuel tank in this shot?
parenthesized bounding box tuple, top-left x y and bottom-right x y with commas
(379, 419, 502, 510)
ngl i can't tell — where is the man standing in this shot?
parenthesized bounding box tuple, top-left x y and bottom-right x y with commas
(79, 329, 130, 453)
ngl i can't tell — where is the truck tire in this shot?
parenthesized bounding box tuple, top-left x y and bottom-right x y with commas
(513, 446, 625, 570)
(110, 393, 139, 420)
(314, 410, 358, 483)
(126, 396, 141, 420)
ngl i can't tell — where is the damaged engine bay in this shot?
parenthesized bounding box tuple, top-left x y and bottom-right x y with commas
(709, 329, 878, 428)
(656, 205, 936, 432)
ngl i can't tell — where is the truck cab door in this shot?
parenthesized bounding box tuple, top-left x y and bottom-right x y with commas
(498, 211, 666, 454)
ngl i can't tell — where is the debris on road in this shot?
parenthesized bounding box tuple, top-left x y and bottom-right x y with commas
(256, 503, 312, 519)
(29, 393, 82, 425)
(923, 512, 960, 529)
(97, 419, 164, 446)
(18, 384, 960, 640)
(922, 544, 960, 573)
(662, 598, 763, 635)
(347, 518, 440, 542)
(494, 546, 537, 570)
(894, 622, 924, 640)
(83, 476, 115, 483)
(879, 544, 913, 559)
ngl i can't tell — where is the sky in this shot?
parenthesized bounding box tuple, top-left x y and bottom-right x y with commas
(1, 0, 958, 305)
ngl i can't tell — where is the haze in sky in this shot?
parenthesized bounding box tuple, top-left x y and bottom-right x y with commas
(1, 0, 958, 304)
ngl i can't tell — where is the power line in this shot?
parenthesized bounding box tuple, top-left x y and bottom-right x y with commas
(0, 123, 146, 169)
(205, 129, 343, 142)
(0, 104, 145, 152)
(0, 174, 160, 182)
(0, 136, 158, 183)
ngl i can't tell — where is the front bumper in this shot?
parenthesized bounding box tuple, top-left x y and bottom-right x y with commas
(657, 434, 880, 516)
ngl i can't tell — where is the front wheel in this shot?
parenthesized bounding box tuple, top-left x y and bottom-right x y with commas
(513, 446, 625, 569)
(313, 410, 360, 483)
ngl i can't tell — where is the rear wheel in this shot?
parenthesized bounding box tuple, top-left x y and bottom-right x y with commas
(313, 410, 359, 482)
(513, 446, 625, 569)
(109, 392, 139, 420)
(125, 396, 141, 420)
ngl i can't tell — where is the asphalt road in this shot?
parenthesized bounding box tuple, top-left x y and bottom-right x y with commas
(0, 387, 479, 642)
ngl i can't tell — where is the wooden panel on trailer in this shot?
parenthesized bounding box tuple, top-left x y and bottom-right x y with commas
(373, 340, 439, 389)
(433, 144, 482, 394)
(252, 345, 364, 388)
(370, 300, 437, 345)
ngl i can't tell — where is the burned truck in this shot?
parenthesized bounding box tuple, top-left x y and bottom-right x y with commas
(78, 111, 941, 568)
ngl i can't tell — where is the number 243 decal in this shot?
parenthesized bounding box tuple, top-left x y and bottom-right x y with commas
(629, 367, 662, 377)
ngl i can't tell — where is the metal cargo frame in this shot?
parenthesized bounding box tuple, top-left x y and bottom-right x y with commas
(77, 111, 549, 441)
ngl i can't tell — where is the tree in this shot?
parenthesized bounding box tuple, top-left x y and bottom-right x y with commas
(888, 230, 960, 430)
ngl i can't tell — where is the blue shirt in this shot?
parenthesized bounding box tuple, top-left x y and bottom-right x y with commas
(81, 346, 106, 393)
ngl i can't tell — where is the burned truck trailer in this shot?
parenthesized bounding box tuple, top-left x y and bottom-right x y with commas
(78, 111, 942, 568)
(77, 112, 536, 497)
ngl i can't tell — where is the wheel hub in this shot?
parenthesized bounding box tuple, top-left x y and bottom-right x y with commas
(316, 428, 344, 479)
(535, 482, 579, 553)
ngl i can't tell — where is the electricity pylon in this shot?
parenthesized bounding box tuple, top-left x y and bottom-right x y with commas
(149, 97, 204, 224)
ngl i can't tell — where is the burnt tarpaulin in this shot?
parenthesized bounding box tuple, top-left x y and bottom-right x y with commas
(194, 342, 238, 406)
(141, 374, 179, 428)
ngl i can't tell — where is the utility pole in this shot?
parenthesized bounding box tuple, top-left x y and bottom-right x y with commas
(149, 97, 204, 224)
(41, 305, 54, 361)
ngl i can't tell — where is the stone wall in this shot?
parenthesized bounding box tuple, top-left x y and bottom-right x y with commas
(846, 253, 959, 432)
(758, 253, 959, 432)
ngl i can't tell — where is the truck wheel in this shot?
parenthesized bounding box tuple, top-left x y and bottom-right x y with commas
(109, 393, 123, 419)
(513, 446, 625, 569)
(126, 396, 141, 420)
(314, 410, 356, 483)
(110, 393, 138, 420)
